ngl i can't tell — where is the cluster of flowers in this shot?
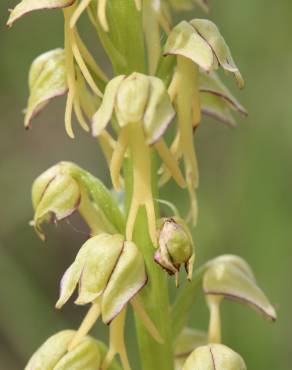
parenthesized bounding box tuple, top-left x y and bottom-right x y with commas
(7, 0, 275, 369)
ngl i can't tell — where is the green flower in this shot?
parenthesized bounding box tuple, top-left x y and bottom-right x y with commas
(25, 330, 101, 370)
(56, 233, 147, 324)
(92, 72, 185, 245)
(203, 255, 277, 343)
(155, 217, 195, 285)
(32, 162, 124, 239)
(182, 344, 246, 370)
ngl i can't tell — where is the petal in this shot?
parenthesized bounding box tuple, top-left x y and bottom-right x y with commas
(102, 241, 147, 324)
(164, 21, 214, 71)
(203, 262, 277, 321)
(190, 19, 244, 87)
(7, 0, 75, 27)
(92, 75, 125, 136)
(75, 234, 124, 305)
(24, 49, 68, 128)
(143, 76, 175, 145)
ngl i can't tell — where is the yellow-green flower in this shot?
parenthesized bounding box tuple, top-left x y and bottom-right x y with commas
(155, 217, 195, 285)
(31, 162, 124, 239)
(163, 19, 245, 224)
(182, 344, 246, 370)
(92, 72, 185, 244)
(25, 330, 101, 370)
(203, 255, 277, 343)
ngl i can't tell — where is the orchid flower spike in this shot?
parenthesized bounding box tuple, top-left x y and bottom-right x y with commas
(92, 72, 186, 245)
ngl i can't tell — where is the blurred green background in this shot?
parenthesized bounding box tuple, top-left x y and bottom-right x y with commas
(0, 0, 291, 369)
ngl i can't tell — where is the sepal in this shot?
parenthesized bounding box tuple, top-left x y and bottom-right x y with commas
(24, 49, 68, 129)
(7, 0, 75, 27)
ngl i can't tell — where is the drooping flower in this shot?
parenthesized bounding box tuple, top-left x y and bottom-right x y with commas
(203, 255, 277, 343)
(163, 19, 245, 224)
(154, 217, 195, 285)
(25, 330, 102, 370)
(92, 72, 185, 245)
(56, 233, 162, 370)
(31, 162, 124, 239)
(7, 0, 108, 139)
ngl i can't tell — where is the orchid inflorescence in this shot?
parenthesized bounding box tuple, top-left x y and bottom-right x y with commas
(8, 0, 276, 369)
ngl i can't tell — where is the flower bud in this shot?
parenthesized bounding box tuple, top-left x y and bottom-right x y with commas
(174, 327, 207, 370)
(32, 162, 124, 239)
(182, 344, 246, 370)
(25, 330, 101, 370)
(154, 218, 195, 284)
(203, 255, 277, 321)
(56, 233, 147, 324)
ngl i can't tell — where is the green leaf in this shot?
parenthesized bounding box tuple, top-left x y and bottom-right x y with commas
(7, 0, 74, 27)
(24, 49, 68, 129)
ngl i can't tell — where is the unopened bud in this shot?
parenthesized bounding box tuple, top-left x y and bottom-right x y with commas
(25, 330, 101, 370)
(183, 344, 246, 370)
(155, 218, 195, 284)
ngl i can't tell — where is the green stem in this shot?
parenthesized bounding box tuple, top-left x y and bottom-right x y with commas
(171, 264, 208, 339)
(125, 155, 174, 370)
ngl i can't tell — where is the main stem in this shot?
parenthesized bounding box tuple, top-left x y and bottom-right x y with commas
(97, 2, 174, 367)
